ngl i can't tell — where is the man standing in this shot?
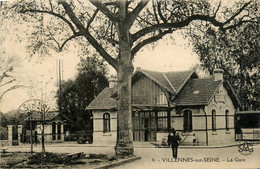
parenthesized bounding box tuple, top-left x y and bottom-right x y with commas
(168, 128, 181, 159)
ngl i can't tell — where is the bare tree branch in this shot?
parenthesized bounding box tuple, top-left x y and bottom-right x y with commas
(213, 1, 221, 17)
(59, 33, 83, 52)
(87, 9, 99, 30)
(0, 85, 28, 101)
(83, 31, 118, 70)
(137, 16, 154, 26)
(0, 79, 15, 87)
(58, 0, 85, 32)
(152, 0, 160, 24)
(59, 1, 118, 70)
(0, 70, 12, 83)
(223, 19, 257, 30)
(157, 1, 167, 23)
(107, 38, 119, 46)
(131, 29, 173, 57)
(48, 0, 53, 11)
(223, 1, 251, 25)
(89, 0, 118, 23)
(127, 0, 149, 26)
(21, 9, 76, 34)
(48, 34, 61, 50)
(132, 15, 224, 42)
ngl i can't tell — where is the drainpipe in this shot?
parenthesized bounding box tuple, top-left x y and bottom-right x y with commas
(203, 107, 209, 146)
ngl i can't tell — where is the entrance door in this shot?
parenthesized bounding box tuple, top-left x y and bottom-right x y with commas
(133, 111, 156, 142)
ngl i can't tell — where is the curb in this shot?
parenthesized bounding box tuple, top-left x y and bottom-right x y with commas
(95, 156, 141, 169)
(179, 144, 239, 149)
(155, 142, 260, 149)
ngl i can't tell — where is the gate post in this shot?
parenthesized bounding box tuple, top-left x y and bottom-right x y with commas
(18, 125, 23, 145)
(7, 125, 13, 146)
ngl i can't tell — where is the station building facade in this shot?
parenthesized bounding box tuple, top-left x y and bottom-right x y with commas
(87, 69, 241, 146)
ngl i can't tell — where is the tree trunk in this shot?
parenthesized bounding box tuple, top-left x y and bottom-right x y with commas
(115, 64, 134, 156)
(115, 22, 134, 156)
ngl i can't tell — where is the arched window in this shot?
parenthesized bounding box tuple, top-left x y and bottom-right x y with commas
(183, 110, 192, 132)
(225, 110, 229, 131)
(212, 109, 216, 131)
(57, 122, 61, 140)
(52, 122, 56, 140)
(103, 113, 110, 133)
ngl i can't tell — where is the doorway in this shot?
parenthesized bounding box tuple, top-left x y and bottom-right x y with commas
(133, 111, 156, 142)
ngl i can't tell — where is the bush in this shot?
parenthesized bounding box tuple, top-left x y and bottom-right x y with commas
(77, 136, 87, 144)
(0, 127, 8, 140)
(28, 152, 71, 164)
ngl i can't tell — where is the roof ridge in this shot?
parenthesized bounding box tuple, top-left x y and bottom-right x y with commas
(176, 70, 196, 93)
(163, 73, 176, 93)
(139, 69, 174, 94)
(142, 69, 192, 74)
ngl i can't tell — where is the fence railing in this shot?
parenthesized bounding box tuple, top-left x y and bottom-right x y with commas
(236, 128, 260, 141)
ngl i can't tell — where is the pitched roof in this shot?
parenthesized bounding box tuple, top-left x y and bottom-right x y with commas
(86, 69, 240, 110)
(136, 69, 197, 94)
(25, 111, 70, 122)
(87, 69, 196, 110)
(86, 87, 117, 110)
(173, 77, 222, 106)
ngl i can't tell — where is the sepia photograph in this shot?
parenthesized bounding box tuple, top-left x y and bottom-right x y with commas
(0, 0, 259, 168)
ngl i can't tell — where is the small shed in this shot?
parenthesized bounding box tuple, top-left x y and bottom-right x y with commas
(24, 111, 70, 143)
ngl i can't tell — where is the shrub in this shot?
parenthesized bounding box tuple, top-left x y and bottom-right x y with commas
(77, 136, 87, 144)
(28, 152, 71, 164)
(0, 127, 8, 140)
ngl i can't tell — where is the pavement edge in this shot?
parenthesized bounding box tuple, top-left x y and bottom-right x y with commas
(95, 156, 141, 169)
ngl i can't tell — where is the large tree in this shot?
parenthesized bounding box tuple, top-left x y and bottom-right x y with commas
(188, 18, 259, 110)
(57, 55, 108, 132)
(2, 0, 258, 156)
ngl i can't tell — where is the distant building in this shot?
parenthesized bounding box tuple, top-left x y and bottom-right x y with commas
(87, 69, 241, 146)
(24, 111, 70, 143)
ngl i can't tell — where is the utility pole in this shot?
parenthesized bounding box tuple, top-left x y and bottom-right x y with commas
(30, 112, 33, 154)
(59, 59, 62, 112)
(41, 105, 46, 168)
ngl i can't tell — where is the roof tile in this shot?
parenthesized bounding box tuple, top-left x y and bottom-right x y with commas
(173, 78, 222, 106)
(86, 87, 117, 110)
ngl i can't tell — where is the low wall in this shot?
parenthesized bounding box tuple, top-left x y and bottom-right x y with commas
(0, 140, 11, 147)
(93, 132, 116, 146)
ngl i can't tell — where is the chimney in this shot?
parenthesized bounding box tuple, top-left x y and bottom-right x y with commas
(213, 69, 224, 81)
(108, 75, 117, 88)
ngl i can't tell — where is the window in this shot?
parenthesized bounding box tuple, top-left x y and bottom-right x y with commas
(183, 110, 192, 132)
(103, 113, 110, 133)
(225, 110, 229, 131)
(157, 111, 167, 131)
(57, 122, 61, 140)
(52, 122, 56, 140)
(212, 109, 216, 131)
